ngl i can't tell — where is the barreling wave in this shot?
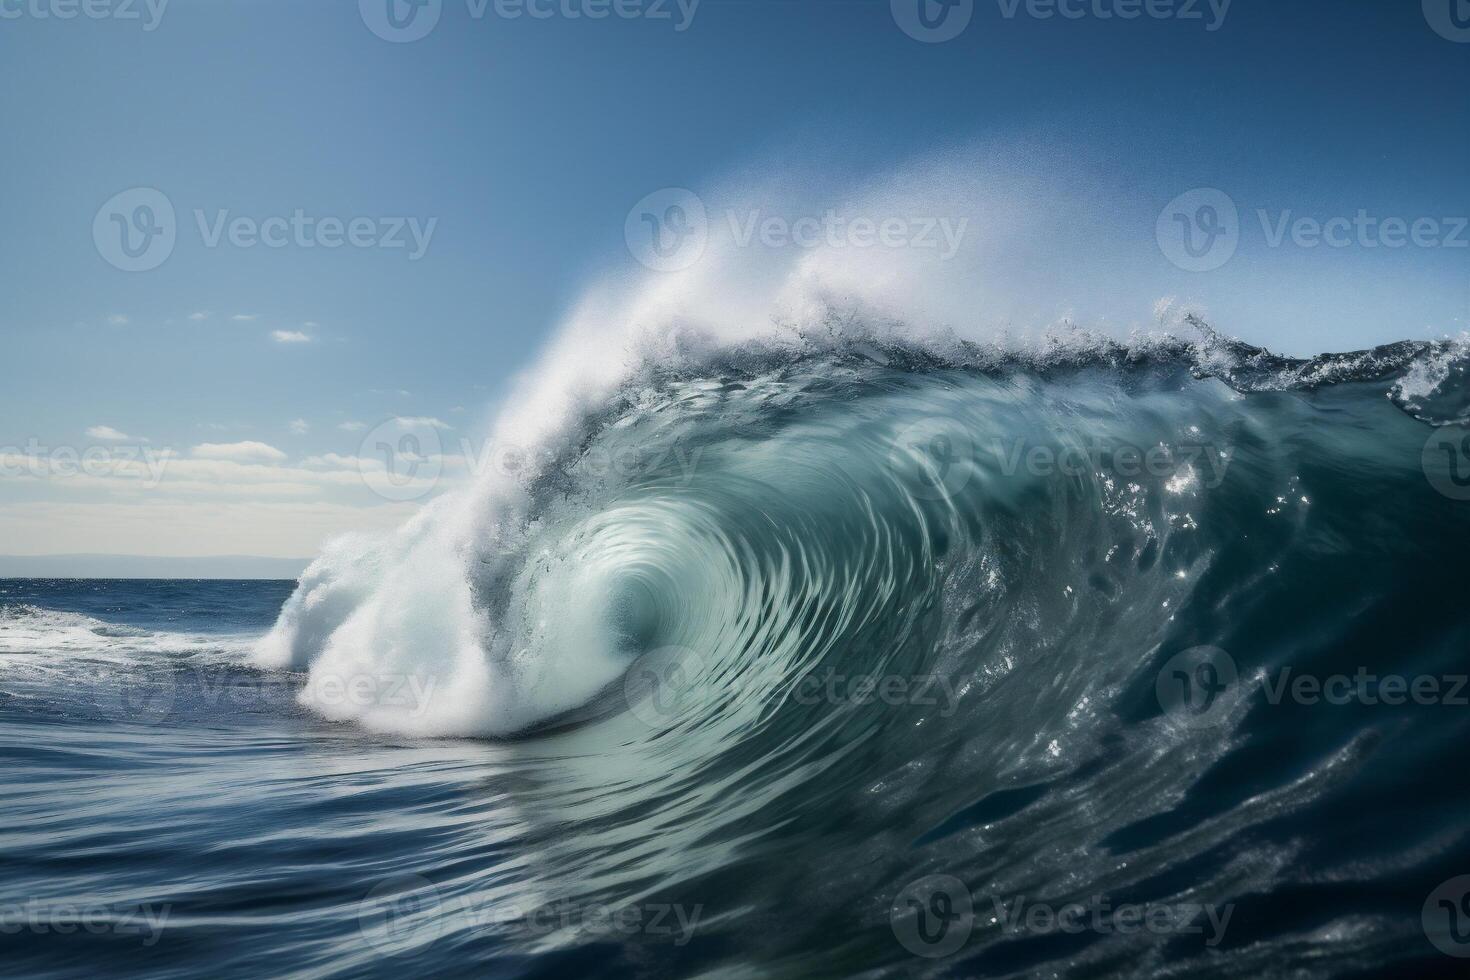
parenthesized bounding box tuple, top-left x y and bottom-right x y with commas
(257, 147, 1470, 746)
(234, 293, 1470, 975)
(253, 310, 1470, 740)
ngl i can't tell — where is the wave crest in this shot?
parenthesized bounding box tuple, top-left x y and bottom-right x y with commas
(254, 311, 1465, 737)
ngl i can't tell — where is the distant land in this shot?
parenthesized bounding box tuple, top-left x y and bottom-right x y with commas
(0, 554, 311, 580)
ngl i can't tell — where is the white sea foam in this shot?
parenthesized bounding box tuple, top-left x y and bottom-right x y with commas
(0, 603, 256, 682)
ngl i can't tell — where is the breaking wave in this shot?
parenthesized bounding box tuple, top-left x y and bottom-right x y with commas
(254, 312, 1470, 740)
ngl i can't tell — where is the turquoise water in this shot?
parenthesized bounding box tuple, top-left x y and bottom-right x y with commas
(4, 334, 1470, 978)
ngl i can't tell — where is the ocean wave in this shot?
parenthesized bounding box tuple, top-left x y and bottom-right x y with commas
(0, 601, 259, 676)
(231, 299, 1470, 976)
(254, 311, 1469, 739)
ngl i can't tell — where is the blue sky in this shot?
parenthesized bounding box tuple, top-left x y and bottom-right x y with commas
(2, 0, 1467, 561)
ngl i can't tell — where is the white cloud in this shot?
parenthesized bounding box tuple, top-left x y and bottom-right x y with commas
(302, 451, 469, 479)
(188, 311, 211, 321)
(394, 416, 451, 429)
(106, 314, 129, 326)
(232, 314, 258, 322)
(300, 452, 364, 469)
(338, 421, 367, 432)
(191, 441, 288, 463)
(0, 499, 423, 560)
(86, 425, 131, 441)
(288, 419, 310, 435)
(0, 449, 469, 500)
(271, 330, 312, 344)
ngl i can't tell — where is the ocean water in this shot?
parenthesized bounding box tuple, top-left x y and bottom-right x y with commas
(5, 329, 1470, 978)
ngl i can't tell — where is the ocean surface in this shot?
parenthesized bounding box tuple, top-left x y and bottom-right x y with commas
(4, 328, 1470, 978)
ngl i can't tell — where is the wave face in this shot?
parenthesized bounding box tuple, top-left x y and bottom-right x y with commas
(239, 322, 1470, 976)
(257, 322, 1470, 735)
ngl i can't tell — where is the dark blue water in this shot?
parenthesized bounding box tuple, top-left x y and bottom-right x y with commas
(0, 578, 295, 635)
(5, 340, 1470, 979)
